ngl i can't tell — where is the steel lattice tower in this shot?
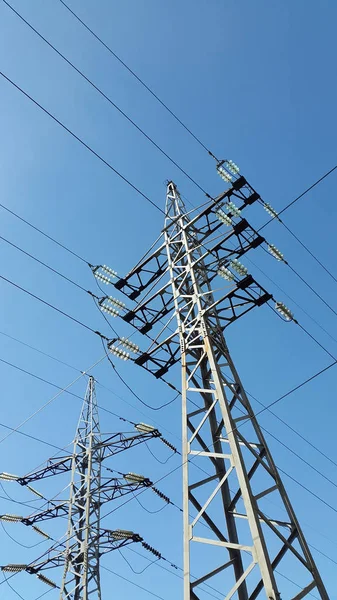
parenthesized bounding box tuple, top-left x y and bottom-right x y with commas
(60, 375, 102, 599)
(1, 377, 167, 597)
(113, 174, 328, 599)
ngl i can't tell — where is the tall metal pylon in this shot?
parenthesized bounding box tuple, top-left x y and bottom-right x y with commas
(0, 376, 170, 597)
(60, 375, 102, 599)
(113, 171, 328, 599)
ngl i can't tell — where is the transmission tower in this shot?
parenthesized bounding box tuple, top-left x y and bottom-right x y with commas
(0, 376, 170, 597)
(110, 167, 328, 599)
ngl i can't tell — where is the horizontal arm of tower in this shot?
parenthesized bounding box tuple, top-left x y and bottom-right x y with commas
(204, 275, 272, 324)
(114, 178, 261, 303)
(114, 242, 168, 300)
(179, 192, 262, 249)
(164, 176, 260, 238)
(97, 529, 143, 554)
(6, 544, 67, 575)
(193, 220, 264, 278)
(122, 279, 176, 334)
(17, 456, 72, 485)
(99, 476, 152, 503)
(98, 530, 163, 562)
(27, 553, 65, 573)
(22, 502, 68, 526)
(121, 223, 264, 336)
(99, 430, 161, 460)
(132, 277, 271, 378)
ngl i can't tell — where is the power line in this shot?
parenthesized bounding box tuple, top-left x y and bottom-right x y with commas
(0, 324, 180, 441)
(1, 373, 335, 598)
(276, 570, 319, 600)
(1, 355, 333, 587)
(286, 260, 337, 319)
(237, 375, 337, 471)
(0, 521, 45, 550)
(0, 336, 179, 438)
(225, 375, 337, 492)
(5, 210, 336, 487)
(114, 236, 337, 484)
(0, 273, 107, 338)
(96, 378, 180, 441)
(0, 419, 64, 451)
(0, 356, 106, 446)
(55, 0, 337, 310)
(223, 371, 337, 486)
(8, 219, 331, 486)
(259, 165, 337, 229)
(125, 547, 223, 600)
(5, 147, 334, 429)
(0, 355, 90, 400)
(61, 435, 330, 600)
(118, 548, 162, 576)
(4, 333, 337, 506)
(258, 237, 337, 324)
(0, 484, 40, 509)
(2, 191, 337, 429)
(279, 219, 337, 285)
(101, 564, 168, 600)
(0, 351, 180, 451)
(0, 55, 334, 592)
(0, 229, 124, 340)
(0, 330, 80, 373)
(2, 573, 26, 600)
(5, 320, 336, 517)
(0, 202, 88, 264)
(267, 296, 337, 376)
(244, 222, 337, 336)
(0, 233, 89, 293)
(34, 590, 53, 600)
(279, 164, 337, 218)
(254, 359, 337, 417)
(97, 386, 337, 527)
(1, 59, 337, 316)
(0, 70, 165, 214)
(256, 166, 337, 288)
(2, 454, 335, 600)
(267, 431, 337, 491)
(225, 239, 337, 393)
(3, 174, 337, 375)
(244, 253, 337, 350)
(3, 0, 210, 199)
(0, 124, 336, 339)
(57, 0, 217, 160)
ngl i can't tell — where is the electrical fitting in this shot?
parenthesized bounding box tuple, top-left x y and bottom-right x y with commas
(217, 266, 234, 281)
(268, 244, 284, 261)
(275, 302, 294, 321)
(230, 259, 248, 276)
(215, 209, 232, 226)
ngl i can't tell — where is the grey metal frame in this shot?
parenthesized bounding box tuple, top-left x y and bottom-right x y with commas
(114, 181, 328, 600)
(1, 377, 162, 598)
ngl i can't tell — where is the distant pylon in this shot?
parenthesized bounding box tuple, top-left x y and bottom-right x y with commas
(0, 376, 169, 598)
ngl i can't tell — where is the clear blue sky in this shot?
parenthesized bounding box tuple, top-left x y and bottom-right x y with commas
(0, 0, 336, 598)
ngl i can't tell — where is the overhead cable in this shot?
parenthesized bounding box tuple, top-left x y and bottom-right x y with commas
(0, 273, 107, 338)
(3, 0, 210, 198)
(58, 0, 217, 159)
(0, 70, 164, 214)
(0, 355, 106, 446)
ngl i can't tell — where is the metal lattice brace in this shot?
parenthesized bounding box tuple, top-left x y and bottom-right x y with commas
(163, 182, 328, 600)
(113, 180, 328, 599)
